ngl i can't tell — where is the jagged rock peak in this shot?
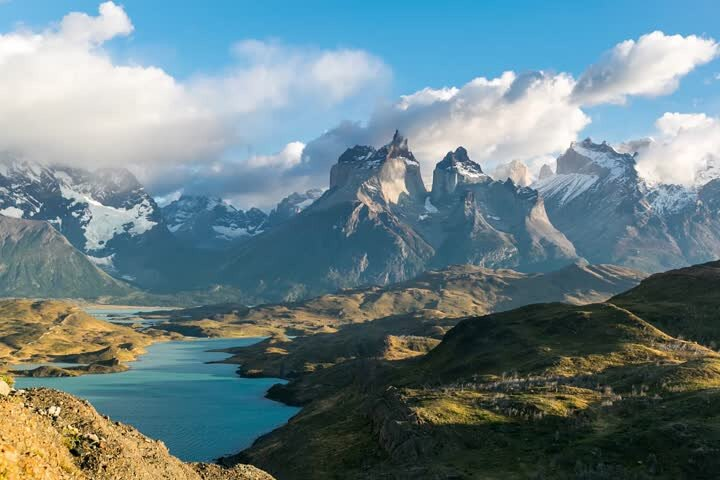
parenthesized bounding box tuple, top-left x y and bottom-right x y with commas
(558, 138, 636, 179)
(437, 147, 484, 175)
(493, 159, 532, 187)
(330, 131, 424, 195)
(538, 164, 554, 180)
(336, 131, 418, 167)
(431, 147, 489, 200)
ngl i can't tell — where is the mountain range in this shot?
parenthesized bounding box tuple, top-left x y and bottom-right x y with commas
(0, 132, 719, 301)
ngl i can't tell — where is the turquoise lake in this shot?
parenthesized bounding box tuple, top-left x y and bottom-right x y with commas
(15, 337, 299, 462)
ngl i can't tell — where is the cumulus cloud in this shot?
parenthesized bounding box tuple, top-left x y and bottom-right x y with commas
(192, 39, 389, 115)
(635, 112, 720, 186)
(573, 31, 719, 105)
(0, 2, 389, 187)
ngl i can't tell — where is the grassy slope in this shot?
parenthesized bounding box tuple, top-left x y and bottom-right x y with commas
(234, 292, 720, 479)
(612, 260, 720, 346)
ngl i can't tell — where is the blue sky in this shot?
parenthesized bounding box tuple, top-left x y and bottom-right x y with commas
(1, 1, 720, 207)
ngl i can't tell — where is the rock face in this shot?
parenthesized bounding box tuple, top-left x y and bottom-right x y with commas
(0, 380, 9, 397)
(162, 196, 268, 249)
(538, 163, 554, 180)
(534, 138, 720, 272)
(218, 132, 435, 301)
(430, 147, 489, 201)
(492, 159, 532, 186)
(218, 133, 578, 301)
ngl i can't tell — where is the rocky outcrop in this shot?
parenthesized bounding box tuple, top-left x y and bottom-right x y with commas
(492, 159, 532, 186)
(431, 147, 488, 201)
(538, 163, 554, 180)
(370, 387, 436, 463)
(0, 388, 274, 480)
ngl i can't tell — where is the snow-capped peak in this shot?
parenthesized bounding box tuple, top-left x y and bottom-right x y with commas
(161, 194, 267, 248)
(336, 131, 419, 170)
(561, 138, 636, 181)
(436, 147, 487, 181)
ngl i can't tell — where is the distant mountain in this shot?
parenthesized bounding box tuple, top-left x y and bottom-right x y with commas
(268, 189, 324, 225)
(492, 159, 533, 186)
(0, 157, 220, 290)
(162, 195, 267, 249)
(422, 147, 577, 272)
(534, 138, 720, 272)
(0, 216, 132, 298)
(215, 132, 578, 301)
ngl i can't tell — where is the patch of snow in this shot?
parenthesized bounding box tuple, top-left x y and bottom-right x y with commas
(571, 142, 632, 181)
(88, 254, 115, 269)
(167, 223, 183, 233)
(60, 185, 158, 252)
(424, 197, 439, 213)
(454, 162, 486, 180)
(296, 198, 315, 209)
(212, 225, 250, 239)
(0, 206, 24, 218)
(418, 214, 429, 221)
(646, 184, 696, 215)
(534, 173, 599, 205)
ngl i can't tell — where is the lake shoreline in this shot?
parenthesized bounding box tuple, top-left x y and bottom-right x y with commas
(15, 337, 301, 462)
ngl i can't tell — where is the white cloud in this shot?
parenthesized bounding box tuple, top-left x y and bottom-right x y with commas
(0, 2, 388, 184)
(245, 141, 305, 169)
(635, 112, 720, 186)
(573, 31, 719, 105)
(59, 1, 133, 45)
(192, 39, 389, 115)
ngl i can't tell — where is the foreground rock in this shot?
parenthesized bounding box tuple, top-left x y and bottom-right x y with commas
(0, 388, 273, 480)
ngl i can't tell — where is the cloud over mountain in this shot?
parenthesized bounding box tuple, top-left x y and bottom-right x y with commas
(0, 2, 388, 191)
(635, 112, 720, 186)
(0, 2, 716, 207)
